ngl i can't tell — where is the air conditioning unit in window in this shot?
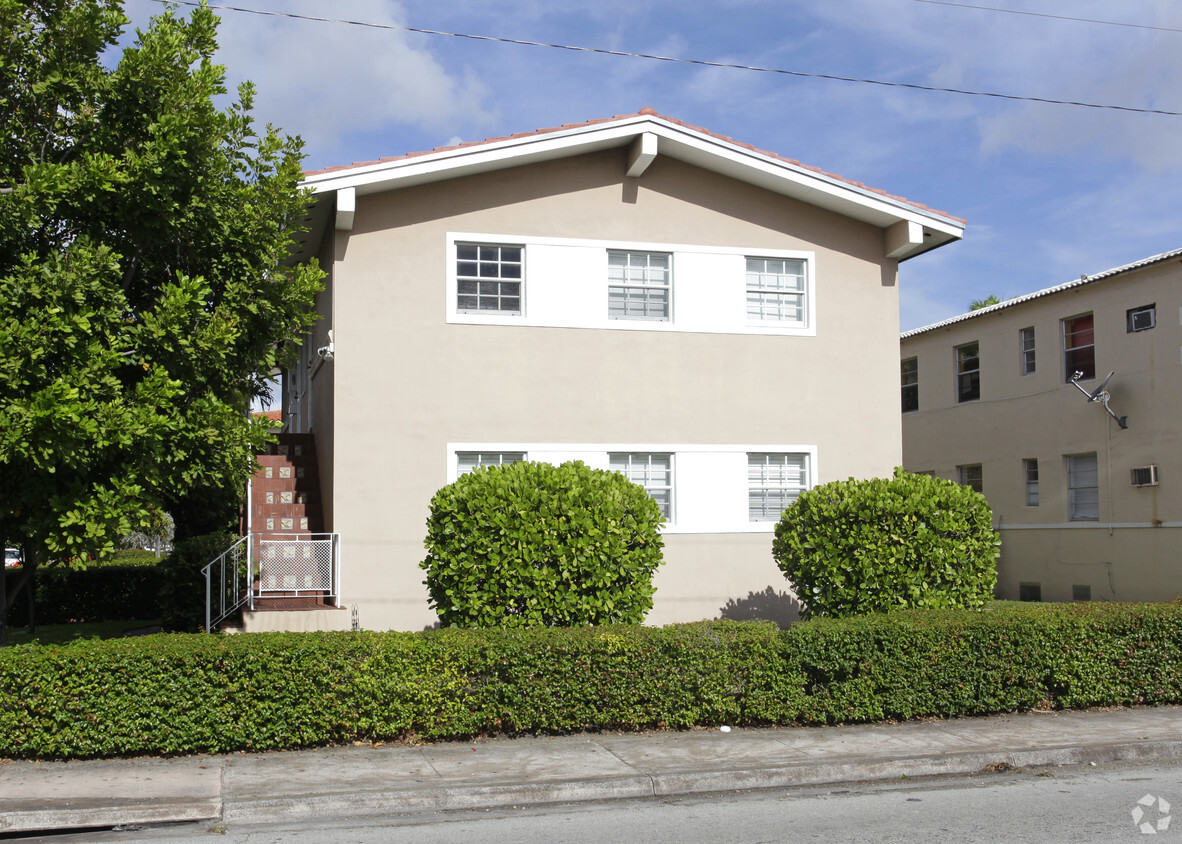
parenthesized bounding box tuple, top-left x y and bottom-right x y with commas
(1130, 308, 1156, 331)
(1130, 465, 1159, 487)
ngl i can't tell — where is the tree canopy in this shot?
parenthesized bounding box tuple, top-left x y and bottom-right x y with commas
(0, 0, 324, 638)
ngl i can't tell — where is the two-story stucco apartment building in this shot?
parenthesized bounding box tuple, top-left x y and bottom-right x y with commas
(251, 109, 964, 632)
(901, 249, 1182, 604)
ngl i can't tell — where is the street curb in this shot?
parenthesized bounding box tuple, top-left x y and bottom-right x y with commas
(0, 801, 222, 836)
(222, 738, 1182, 825)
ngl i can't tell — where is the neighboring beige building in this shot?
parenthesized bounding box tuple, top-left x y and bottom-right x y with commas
(901, 249, 1182, 603)
(262, 109, 964, 632)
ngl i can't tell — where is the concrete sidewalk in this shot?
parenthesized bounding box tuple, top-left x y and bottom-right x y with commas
(4, 706, 1182, 834)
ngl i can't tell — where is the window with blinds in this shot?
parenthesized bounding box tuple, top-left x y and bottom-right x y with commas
(607, 251, 671, 320)
(457, 451, 525, 475)
(748, 453, 808, 521)
(746, 257, 806, 324)
(610, 452, 673, 519)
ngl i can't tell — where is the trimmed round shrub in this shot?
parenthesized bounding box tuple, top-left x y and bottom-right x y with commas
(420, 460, 665, 628)
(772, 467, 999, 619)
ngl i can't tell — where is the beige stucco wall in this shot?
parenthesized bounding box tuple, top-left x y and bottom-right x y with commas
(317, 149, 906, 631)
(901, 259, 1182, 602)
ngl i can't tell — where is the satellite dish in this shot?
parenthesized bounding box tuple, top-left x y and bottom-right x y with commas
(1069, 370, 1127, 429)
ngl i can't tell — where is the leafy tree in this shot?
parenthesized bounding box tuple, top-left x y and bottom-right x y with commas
(772, 468, 1000, 619)
(0, 1, 324, 642)
(421, 461, 666, 627)
(969, 294, 1002, 310)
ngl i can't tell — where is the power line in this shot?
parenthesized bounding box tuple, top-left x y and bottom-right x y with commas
(147, 0, 1182, 117)
(911, 0, 1182, 34)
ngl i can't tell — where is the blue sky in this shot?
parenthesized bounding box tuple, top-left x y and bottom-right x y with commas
(127, 0, 1182, 330)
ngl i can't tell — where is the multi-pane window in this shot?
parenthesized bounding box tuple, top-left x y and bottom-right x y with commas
(608, 251, 671, 320)
(956, 342, 980, 402)
(1024, 458, 1039, 506)
(746, 257, 806, 324)
(1063, 314, 1095, 381)
(1127, 304, 1156, 332)
(901, 357, 919, 413)
(748, 453, 809, 521)
(1067, 453, 1099, 521)
(610, 452, 673, 519)
(457, 451, 525, 475)
(1020, 327, 1036, 375)
(456, 244, 523, 314)
(958, 463, 983, 493)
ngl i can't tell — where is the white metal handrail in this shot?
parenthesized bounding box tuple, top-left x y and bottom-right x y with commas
(202, 535, 251, 632)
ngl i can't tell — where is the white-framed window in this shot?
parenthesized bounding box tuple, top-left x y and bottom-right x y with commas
(746, 257, 806, 324)
(456, 243, 523, 314)
(901, 357, 918, 413)
(610, 452, 673, 520)
(1020, 327, 1036, 375)
(958, 463, 983, 493)
(956, 342, 980, 403)
(457, 451, 526, 475)
(1024, 458, 1039, 506)
(608, 250, 671, 320)
(747, 453, 808, 521)
(1067, 453, 1099, 521)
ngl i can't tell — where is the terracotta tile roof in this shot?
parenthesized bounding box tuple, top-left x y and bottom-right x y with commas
(303, 108, 964, 223)
(253, 409, 283, 423)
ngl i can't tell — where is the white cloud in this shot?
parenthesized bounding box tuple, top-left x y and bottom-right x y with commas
(126, 0, 497, 167)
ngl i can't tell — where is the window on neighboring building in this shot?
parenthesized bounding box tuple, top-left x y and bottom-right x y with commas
(958, 463, 983, 493)
(608, 251, 671, 320)
(1127, 304, 1156, 332)
(745, 257, 806, 324)
(1024, 458, 1039, 506)
(1067, 453, 1099, 521)
(901, 357, 919, 413)
(457, 451, 525, 475)
(748, 453, 809, 521)
(1063, 313, 1095, 381)
(610, 452, 673, 519)
(1020, 327, 1036, 375)
(956, 342, 980, 402)
(456, 244, 523, 314)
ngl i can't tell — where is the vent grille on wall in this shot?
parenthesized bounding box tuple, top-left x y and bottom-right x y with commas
(1130, 465, 1159, 487)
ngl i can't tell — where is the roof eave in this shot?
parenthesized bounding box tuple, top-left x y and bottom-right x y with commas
(301, 114, 965, 248)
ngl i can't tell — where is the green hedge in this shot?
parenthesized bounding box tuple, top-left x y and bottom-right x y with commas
(4, 554, 162, 626)
(2, 602, 1181, 759)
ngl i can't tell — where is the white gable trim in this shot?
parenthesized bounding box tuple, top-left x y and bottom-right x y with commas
(303, 114, 963, 259)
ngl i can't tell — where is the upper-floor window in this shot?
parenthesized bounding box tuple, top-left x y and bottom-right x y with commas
(1063, 313, 1095, 381)
(1024, 458, 1039, 506)
(610, 452, 673, 520)
(748, 453, 808, 521)
(608, 251, 670, 320)
(956, 342, 980, 402)
(1067, 453, 1099, 521)
(456, 244, 522, 314)
(1127, 304, 1156, 332)
(457, 451, 525, 475)
(1020, 327, 1036, 375)
(746, 257, 806, 324)
(958, 463, 983, 493)
(901, 357, 919, 412)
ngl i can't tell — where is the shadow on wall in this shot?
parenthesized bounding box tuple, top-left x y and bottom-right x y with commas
(718, 586, 802, 628)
